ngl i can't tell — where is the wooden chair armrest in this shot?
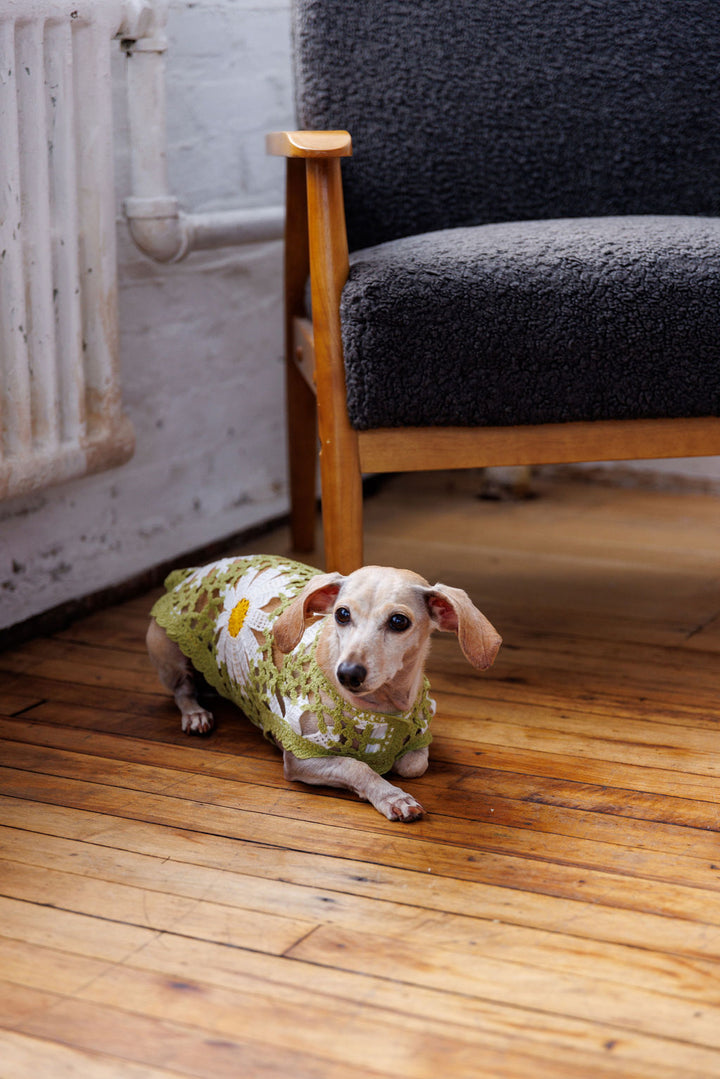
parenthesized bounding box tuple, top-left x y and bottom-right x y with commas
(266, 130, 352, 158)
(269, 129, 360, 571)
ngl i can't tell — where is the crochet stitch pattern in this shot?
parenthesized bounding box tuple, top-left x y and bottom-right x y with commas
(151, 555, 435, 774)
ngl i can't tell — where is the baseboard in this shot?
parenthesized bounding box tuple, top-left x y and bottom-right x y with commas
(0, 511, 290, 652)
(540, 461, 720, 495)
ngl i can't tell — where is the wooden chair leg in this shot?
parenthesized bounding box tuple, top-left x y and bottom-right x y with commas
(305, 156, 364, 573)
(283, 157, 317, 552)
(319, 423, 364, 574)
(286, 355, 317, 552)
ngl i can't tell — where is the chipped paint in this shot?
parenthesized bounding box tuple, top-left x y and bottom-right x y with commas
(0, 1, 135, 502)
(1, 1, 294, 630)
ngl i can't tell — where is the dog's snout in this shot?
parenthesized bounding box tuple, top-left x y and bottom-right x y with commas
(337, 662, 367, 692)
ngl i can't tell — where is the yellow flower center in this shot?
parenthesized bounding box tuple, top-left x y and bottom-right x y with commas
(228, 597, 250, 637)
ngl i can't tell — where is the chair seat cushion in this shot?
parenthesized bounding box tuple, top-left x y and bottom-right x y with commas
(340, 215, 720, 429)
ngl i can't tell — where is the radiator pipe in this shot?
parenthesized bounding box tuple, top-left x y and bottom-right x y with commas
(121, 3, 284, 263)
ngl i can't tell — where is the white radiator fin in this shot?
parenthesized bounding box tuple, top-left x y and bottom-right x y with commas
(0, 0, 135, 500)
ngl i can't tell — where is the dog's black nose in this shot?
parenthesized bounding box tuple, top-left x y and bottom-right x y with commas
(337, 662, 367, 691)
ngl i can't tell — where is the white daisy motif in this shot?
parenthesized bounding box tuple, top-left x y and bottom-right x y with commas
(177, 557, 239, 591)
(215, 565, 294, 685)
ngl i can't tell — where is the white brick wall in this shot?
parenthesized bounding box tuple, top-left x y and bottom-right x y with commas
(0, 0, 295, 629)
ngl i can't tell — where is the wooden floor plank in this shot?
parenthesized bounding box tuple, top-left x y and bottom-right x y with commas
(1, 936, 713, 1079)
(0, 638, 161, 690)
(0, 953, 609, 1079)
(4, 766, 720, 924)
(3, 800, 720, 963)
(0, 672, 168, 717)
(288, 924, 720, 1053)
(0, 692, 45, 716)
(4, 769, 720, 941)
(3, 474, 720, 1077)
(4, 829, 720, 1012)
(0, 1028, 192, 1079)
(0, 859, 314, 955)
(1, 989, 392, 1079)
(4, 713, 720, 843)
(442, 738, 720, 805)
(97, 932, 720, 1078)
(4, 707, 720, 839)
(3, 734, 720, 889)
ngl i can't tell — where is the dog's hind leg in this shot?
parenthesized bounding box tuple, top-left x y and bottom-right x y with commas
(146, 619, 214, 734)
(392, 746, 429, 778)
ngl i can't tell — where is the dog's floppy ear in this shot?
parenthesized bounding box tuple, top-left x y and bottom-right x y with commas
(273, 572, 345, 654)
(424, 583, 502, 670)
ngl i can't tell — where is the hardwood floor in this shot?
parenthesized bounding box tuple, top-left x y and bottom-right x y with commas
(2, 470, 720, 1078)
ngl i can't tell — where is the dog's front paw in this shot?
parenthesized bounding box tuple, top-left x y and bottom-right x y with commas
(377, 787, 425, 822)
(181, 707, 214, 735)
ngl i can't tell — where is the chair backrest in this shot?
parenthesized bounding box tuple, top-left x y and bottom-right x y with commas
(292, 0, 720, 252)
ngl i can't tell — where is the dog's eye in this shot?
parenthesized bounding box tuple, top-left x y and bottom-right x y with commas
(335, 606, 351, 625)
(388, 613, 411, 633)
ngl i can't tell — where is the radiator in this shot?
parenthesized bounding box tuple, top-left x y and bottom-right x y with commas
(0, 0, 137, 501)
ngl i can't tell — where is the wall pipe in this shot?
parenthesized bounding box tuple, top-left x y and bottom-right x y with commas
(121, 1, 284, 263)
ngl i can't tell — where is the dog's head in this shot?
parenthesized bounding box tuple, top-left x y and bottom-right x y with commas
(273, 566, 501, 712)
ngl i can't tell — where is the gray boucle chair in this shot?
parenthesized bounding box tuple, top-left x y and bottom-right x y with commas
(268, 0, 720, 573)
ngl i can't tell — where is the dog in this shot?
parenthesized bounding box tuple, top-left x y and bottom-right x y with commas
(146, 555, 501, 821)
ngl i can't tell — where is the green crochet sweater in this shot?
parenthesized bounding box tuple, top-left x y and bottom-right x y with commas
(151, 555, 434, 774)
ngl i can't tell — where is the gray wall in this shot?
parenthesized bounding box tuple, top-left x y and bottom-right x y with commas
(0, 0, 295, 630)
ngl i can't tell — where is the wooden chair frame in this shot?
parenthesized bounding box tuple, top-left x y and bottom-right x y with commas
(268, 129, 720, 574)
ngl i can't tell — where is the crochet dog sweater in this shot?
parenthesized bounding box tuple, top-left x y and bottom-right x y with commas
(151, 555, 435, 774)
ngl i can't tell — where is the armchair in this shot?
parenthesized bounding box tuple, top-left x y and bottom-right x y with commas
(269, 0, 720, 573)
